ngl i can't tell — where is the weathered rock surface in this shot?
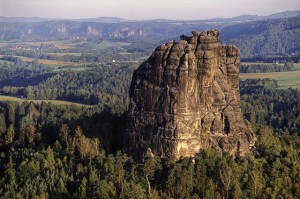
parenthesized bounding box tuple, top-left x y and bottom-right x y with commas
(124, 30, 256, 159)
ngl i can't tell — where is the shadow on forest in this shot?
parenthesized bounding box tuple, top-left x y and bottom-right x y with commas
(0, 73, 55, 87)
(42, 109, 128, 155)
(0, 100, 128, 155)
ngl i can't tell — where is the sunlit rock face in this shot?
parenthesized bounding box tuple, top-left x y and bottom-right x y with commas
(124, 30, 256, 159)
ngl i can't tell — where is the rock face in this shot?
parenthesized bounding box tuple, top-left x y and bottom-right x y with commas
(124, 30, 256, 159)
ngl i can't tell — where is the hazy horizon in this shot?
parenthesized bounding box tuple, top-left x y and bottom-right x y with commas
(1, 0, 300, 20)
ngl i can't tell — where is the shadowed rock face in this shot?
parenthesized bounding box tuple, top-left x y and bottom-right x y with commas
(124, 30, 256, 159)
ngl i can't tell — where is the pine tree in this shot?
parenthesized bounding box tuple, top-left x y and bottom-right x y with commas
(44, 146, 55, 171)
(0, 111, 6, 132)
(5, 124, 15, 145)
(219, 166, 233, 199)
(78, 177, 87, 198)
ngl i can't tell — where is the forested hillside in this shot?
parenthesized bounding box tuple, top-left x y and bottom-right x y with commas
(0, 87, 300, 198)
(222, 17, 300, 58)
(1, 65, 133, 107)
(1, 15, 299, 58)
(240, 79, 300, 135)
(1, 60, 300, 199)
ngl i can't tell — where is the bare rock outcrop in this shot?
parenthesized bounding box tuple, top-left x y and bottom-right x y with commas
(124, 30, 256, 159)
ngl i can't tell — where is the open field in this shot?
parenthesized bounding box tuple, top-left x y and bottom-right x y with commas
(118, 42, 132, 47)
(20, 41, 74, 49)
(242, 62, 284, 66)
(0, 39, 130, 51)
(0, 59, 12, 64)
(292, 63, 300, 71)
(240, 71, 300, 89)
(121, 60, 140, 64)
(45, 53, 83, 56)
(118, 52, 132, 55)
(16, 56, 87, 66)
(0, 40, 74, 49)
(53, 66, 92, 72)
(241, 62, 300, 70)
(0, 95, 92, 107)
(0, 43, 8, 48)
(0, 54, 87, 66)
(73, 40, 124, 50)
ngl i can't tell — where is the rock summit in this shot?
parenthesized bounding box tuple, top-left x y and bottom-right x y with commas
(124, 30, 256, 159)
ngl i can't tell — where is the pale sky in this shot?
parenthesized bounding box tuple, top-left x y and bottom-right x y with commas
(0, 0, 299, 20)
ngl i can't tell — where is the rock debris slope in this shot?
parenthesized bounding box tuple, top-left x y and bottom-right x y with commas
(124, 30, 256, 159)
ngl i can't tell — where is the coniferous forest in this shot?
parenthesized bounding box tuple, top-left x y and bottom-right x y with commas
(0, 76, 300, 198)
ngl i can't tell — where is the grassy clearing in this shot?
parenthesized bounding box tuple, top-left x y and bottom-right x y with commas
(292, 63, 300, 71)
(241, 62, 300, 71)
(0, 95, 92, 107)
(118, 42, 132, 46)
(97, 40, 119, 49)
(137, 56, 149, 60)
(0, 40, 74, 49)
(0, 54, 86, 66)
(0, 43, 8, 48)
(120, 60, 141, 64)
(240, 71, 300, 89)
(23, 41, 74, 49)
(118, 52, 132, 55)
(13, 55, 86, 66)
(53, 66, 92, 72)
(1, 39, 129, 52)
(45, 53, 83, 56)
(76, 40, 122, 50)
(0, 59, 12, 64)
(241, 62, 284, 66)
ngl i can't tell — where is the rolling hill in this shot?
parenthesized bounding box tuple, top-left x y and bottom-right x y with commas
(0, 11, 299, 58)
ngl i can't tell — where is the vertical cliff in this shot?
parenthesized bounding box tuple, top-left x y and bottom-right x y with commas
(124, 30, 256, 159)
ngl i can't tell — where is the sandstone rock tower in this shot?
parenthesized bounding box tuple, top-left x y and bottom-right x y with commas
(124, 30, 256, 159)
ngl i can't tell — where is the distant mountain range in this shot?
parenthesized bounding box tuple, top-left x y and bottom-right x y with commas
(1, 10, 299, 23)
(0, 10, 299, 58)
(0, 16, 131, 23)
(221, 17, 300, 58)
(230, 10, 300, 21)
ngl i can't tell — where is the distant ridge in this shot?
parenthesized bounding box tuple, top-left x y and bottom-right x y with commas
(0, 11, 299, 58)
(1, 10, 299, 23)
(265, 10, 300, 19)
(0, 16, 132, 23)
(71, 17, 134, 23)
(230, 10, 300, 21)
(0, 17, 51, 23)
